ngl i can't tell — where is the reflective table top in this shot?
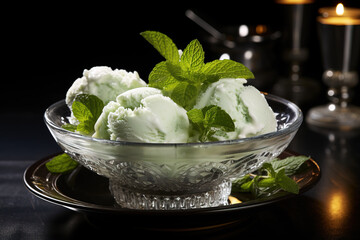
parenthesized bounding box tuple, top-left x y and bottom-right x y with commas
(1, 112, 360, 239)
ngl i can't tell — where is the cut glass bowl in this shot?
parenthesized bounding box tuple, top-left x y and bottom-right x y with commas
(44, 94, 302, 210)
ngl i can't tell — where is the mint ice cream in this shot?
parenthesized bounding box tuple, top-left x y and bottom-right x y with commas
(93, 87, 190, 143)
(193, 78, 277, 140)
(66, 66, 146, 107)
(64, 31, 278, 144)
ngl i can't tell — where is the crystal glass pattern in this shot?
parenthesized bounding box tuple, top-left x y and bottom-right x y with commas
(44, 94, 302, 210)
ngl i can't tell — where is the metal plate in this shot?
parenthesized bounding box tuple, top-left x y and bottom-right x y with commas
(24, 150, 320, 229)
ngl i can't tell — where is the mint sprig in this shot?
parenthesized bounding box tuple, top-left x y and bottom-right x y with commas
(45, 153, 78, 173)
(140, 30, 179, 64)
(232, 155, 310, 197)
(62, 94, 104, 135)
(187, 105, 235, 142)
(141, 31, 254, 110)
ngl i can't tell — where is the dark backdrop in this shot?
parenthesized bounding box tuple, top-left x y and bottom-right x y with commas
(4, 0, 360, 114)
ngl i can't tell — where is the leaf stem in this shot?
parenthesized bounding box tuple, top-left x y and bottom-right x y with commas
(249, 173, 270, 179)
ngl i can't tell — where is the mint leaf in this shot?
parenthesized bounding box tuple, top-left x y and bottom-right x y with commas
(275, 169, 299, 194)
(186, 108, 205, 134)
(203, 106, 235, 132)
(170, 82, 198, 110)
(45, 153, 78, 173)
(61, 123, 77, 132)
(70, 94, 104, 135)
(187, 105, 235, 142)
(261, 162, 277, 178)
(148, 61, 180, 94)
(140, 31, 179, 64)
(186, 108, 204, 125)
(143, 31, 254, 111)
(270, 155, 309, 176)
(180, 39, 205, 72)
(240, 178, 254, 192)
(74, 94, 104, 121)
(72, 101, 93, 122)
(231, 155, 310, 197)
(202, 59, 255, 84)
(232, 174, 252, 192)
(76, 120, 94, 135)
(258, 177, 276, 188)
(166, 61, 189, 82)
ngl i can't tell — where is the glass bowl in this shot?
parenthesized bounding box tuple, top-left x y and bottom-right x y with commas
(44, 94, 302, 210)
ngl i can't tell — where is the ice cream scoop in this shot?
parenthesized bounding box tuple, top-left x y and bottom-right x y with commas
(66, 66, 146, 107)
(193, 78, 277, 140)
(93, 87, 190, 143)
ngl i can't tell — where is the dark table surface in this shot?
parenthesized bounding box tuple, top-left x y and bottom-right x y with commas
(1, 111, 360, 240)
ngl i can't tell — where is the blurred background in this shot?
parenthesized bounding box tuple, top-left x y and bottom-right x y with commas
(4, 0, 360, 114)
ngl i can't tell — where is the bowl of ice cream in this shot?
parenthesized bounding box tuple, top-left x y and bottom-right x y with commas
(44, 31, 303, 210)
(45, 82, 302, 210)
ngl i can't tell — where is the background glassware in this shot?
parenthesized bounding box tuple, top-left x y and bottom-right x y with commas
(272, 0, 321, 107)
(306, 4, 360, 130)
(185, 10, 281, 92)
(202, 24, 281, 91)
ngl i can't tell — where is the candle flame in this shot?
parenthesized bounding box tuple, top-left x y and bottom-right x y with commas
(336, 3, 344, 16)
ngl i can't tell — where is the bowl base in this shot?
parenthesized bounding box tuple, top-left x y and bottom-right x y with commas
(109, 179, 231, 210)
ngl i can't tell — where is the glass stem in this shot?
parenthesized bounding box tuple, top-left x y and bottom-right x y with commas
(290, 62, 301, 82)
(340, 86, 349, 108)
(327, 86, 349, 108)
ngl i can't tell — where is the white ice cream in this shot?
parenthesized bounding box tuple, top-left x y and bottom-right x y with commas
(66, 66, 147, 107)
(93, 87, 190, 143)
(194, 78, 277, 140)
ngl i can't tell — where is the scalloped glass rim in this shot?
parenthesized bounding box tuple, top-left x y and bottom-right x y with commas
(44, 93, 303, 147)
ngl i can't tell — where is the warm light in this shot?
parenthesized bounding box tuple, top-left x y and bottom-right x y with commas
(228, 196, 242, 204)
(329, 192, 344, 219)
(275, 0, 314, 4)
(318, 5, 360, 25)
(327, 191, 349, 229)
(336, 3, 344, 16)
(256, 25, 267, 35)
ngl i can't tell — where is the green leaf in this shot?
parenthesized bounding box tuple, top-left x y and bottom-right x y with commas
(270, 155, 310, 176)
(231, 155, 309, 197)
(71, 94, 104, 135)
(140, 31, 179, 64)
(170, 82, 198, 111)
(261, 162, 277, 178)
(143, 31, 254, 112)
(72, 101, 93, 122)
(74, 94, 104, 121)
(241, 179, 254, 192)
(257, 177, 276, 188)
(232, 174, 252, 192)
(187, 108, 204, 125)
(45, 153, 78, 173)
(166, 61, 189, 82)
(148, 61, 178, 88)
(180, 39, 205, 72)
(76, 121, 94, 135)
(188, 105, 235, 142)
(275, 169, 299, 194)
(61, 123, 77, 132)
(204, 106, 235, 132)
(202, 59, 255, 83)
